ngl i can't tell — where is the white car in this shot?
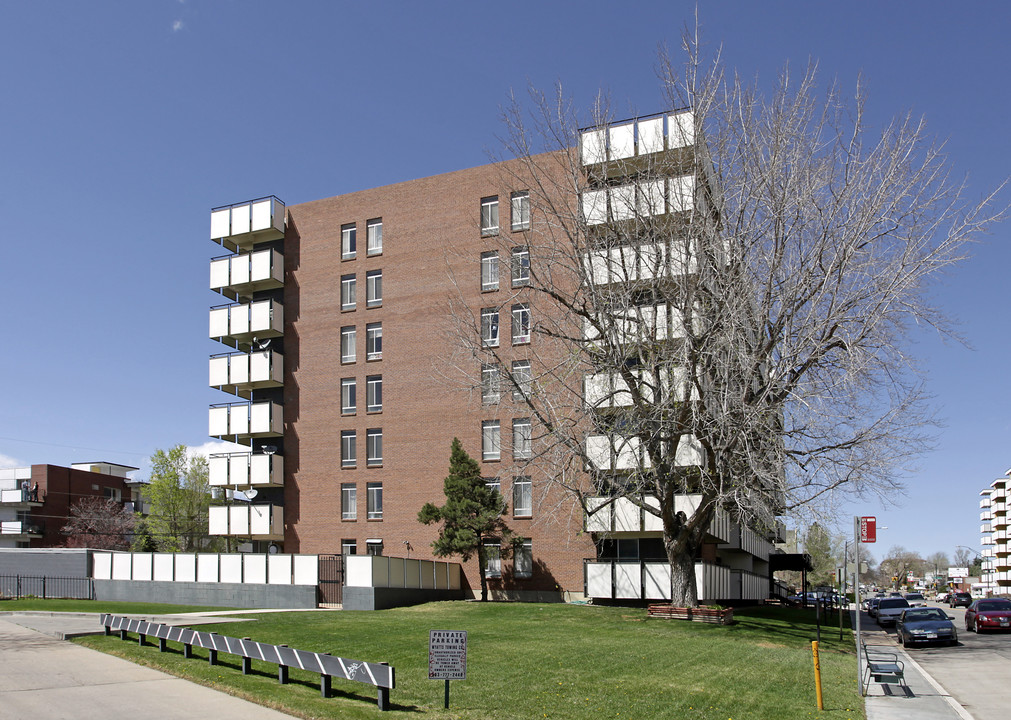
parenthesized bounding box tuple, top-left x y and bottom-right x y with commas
(877, 597, 912, 626)
(904, 592, 926, 607)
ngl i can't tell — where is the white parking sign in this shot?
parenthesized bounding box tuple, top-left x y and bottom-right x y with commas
(429, 630, 467, 680)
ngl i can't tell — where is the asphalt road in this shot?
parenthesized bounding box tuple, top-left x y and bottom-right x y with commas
(874, 602, 1011, 720)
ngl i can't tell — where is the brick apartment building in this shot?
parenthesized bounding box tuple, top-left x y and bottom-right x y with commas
(206, 110, 780, 602)
(0, 462, 137, 548)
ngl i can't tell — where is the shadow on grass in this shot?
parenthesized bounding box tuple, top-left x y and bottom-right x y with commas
(727, 606, 857, 649)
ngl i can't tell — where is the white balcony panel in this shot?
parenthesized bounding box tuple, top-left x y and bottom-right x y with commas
(585, 562, 612, 596)
(229, 355, 250, 385)
(585, 435, 612, 471)
(210, 209, 231, 240)
(643, 496, 663, 532)
(580, 128, 607, 165)
(208, 356, 230, 388)
(210, 250, 283, 295)
(250, 453, 283, 485)
(251, 198, 283, 234)
(668, 112, 694, 149)
(220, 554, 242, 583)
(208, 406, 230, 437)
(230, 505, 250, 535)
(669, 175, 696, 213)
(613, 497, 641, 532)
(244, 554, 267, 584)
(248, 351, 282, 385)
(250, 249, 279, 283)
(643, 562, 670, 599)
(638, 179, 666, 217)
(639, 117, 664, 155)
(211, 198, 284, 245)
(229, 454, 251, 486)
(581, 189, 608, 225)
(614, 562, 641, 599)
(610, 184, 636, 221)
(609, 123, 636, 160)
(229, 255, 250, 286)
(229, 304, 251, 336)
(231, 404, 251, 436)
(585, 497, 611, 532)
(249, 401, 282, 436)
(208, 455, 229, 487)
(209, 307, 230, 338)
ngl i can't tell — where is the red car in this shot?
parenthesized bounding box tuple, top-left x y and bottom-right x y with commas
(965, 598, 1011, 633)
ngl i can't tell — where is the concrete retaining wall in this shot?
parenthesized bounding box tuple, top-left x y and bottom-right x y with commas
(0, 548, 92, 577)
(342, 586, 464, 611)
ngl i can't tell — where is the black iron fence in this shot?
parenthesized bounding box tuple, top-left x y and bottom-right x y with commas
(0, 574, 95, 600)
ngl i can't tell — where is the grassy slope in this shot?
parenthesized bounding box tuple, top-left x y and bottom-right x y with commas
(63, 601, 864, 720)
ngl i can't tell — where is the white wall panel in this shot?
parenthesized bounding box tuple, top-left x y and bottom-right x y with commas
(132, 553, 153, 581)
(639, 117, 664, 154)
(175, 554, 197, 582)
(210, 209, 231, 239)
(244, 554, 267, 584)
(220, 554, 242, 583)
(668, 112, 694, 148)
(614, 562, 641, 598)
(581, 189, 608, 225)
(586, 562, 612, 597)
(293, 554, 317, 585)
(344, 555, 372, 587)
(210, 258, 230, 290)
(112, 552, 132, 580)
(93, 552, 112, 580)
(209, 308, 229, 338)
(197, 554, 219, 583)
(230, 204, 250, 235)
(250, 199, 272, 232)
(268, 554, 292, 585)
(643, 562, 670, 599)
(609, 123, 636, 160)
(610, 185, 636, 221)
(580, 128, 606, 164)
(152, 553, 174, 581)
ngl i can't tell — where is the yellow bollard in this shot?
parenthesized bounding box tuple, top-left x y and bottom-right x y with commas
(812, 640, 824, 710)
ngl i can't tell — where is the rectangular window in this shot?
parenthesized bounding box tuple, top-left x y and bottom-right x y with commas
(341, 483, 357, 520)
(512, 360, 532, 401)
(366, 269, 383, 307)
(485, 477, 501, 497)
(341, 378, 356, 415)
(342, 539, 357, 555)
(341, 326, 357, 363)
(482, 420, 501, 461)
(513, 418, 532, 460)
(341, 430, 357, 468)
(511, 303, 531, 344)
(513, 476, 532, 517)
(367, 218, 383, 255)
(366, 375, 383, 412)
(481, 308, 499, 347)
(481, 364, 500, 404)
(484, 540, 502, 578)
(514, 538, 532, 578)
(366, 428, 383, 466)
(366, 538, 384, 555)
(511, 191, 530, 231)
(481, 196, 499, 235)
(481, 251, 499, 291)
(366, 322, 382, 360)
(340, 274, 356, 311)
(367, 482, 383, 520)
(511, 247, 530, 287)
(341, 223, 357, 260)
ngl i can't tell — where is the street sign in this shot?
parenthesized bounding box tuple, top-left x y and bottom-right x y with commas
(860, 516, 876, 543)
(429, 630, 467, 680)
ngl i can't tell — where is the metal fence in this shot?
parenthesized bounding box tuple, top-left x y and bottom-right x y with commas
(0, 574, 95, 600)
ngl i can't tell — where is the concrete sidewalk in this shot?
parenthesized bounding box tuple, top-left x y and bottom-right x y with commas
(0, 612, 299, 720)
(859, 616, 973, 720)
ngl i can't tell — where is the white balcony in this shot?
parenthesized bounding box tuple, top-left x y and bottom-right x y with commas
(584, 367, 696, 409)
(208, 452, 283, 488)
(980, 497, 992, 509)
(208, 401, 283, 443)
(584, 559, 751, 602)
(209, 248, 283, 300)
(208, 504, 283, 540)
(209, 350, 283, 398)
(210, 197, 285, 251)
(0, 488, 42, 506)
(584, 494, 732, 544)
(580, 112, 694, 166)
(583, 241, 698, 286)
(0, 520, 42, 538)
(586, 433, 704, 471)
(584, 303, 704, 346)
(209, 299, 284, 345)
(981, 523, 992, 534)
(581, 175, 696, 227)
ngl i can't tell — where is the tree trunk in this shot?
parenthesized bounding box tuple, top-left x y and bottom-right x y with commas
(477, 546, 488, 602)
(667, 537, 700, 607)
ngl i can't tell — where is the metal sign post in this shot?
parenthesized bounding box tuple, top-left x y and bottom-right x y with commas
(854, 515, 875, 695)
(429, 630, 467, 709)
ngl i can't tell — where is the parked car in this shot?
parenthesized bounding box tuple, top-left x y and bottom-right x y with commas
(948, 592, 973, 608)
(965, 598, 1011, 633)
(936, 592, 950, 603)
(904, 592, 927, 607)
(867, 596, 883, 618)
(896, 607, 958, 647)
(876, 597, 911, 626)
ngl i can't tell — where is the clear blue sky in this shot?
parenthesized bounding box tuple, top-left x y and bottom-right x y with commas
(1, 1, 1007, 564)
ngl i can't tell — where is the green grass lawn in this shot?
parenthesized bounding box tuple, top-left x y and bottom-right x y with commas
(62, 601, 864, 720)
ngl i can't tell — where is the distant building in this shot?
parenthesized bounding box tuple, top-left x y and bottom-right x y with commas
(0, 462, 137, 548)
(979, 469, 1010, 596)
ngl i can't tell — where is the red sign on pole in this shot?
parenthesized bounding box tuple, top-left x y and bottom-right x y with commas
(860, 516, 876, 543)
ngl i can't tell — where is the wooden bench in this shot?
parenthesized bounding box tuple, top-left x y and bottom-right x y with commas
(101, 614, 394, 710)
(861, 643, 906, 694)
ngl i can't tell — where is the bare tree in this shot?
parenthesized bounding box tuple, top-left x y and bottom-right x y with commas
(878, 545, 924, 589)
(61, 496, 135, 550)
(454, 33, 1005, 607)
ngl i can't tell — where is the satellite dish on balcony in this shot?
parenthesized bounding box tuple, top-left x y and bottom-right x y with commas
(262, 445, 277, 456)
(245, 488, 258, 500)
(252, 336, 271, 351)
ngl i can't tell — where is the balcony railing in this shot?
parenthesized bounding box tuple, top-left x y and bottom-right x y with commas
(209, 248, 283, 300)
(580, 176, 696, 226)
(0, 488, 42, 505)
(0, 520, 43, 537)
(584, 559, 760, 602)
(210, 196, 285, 251)
(584, 495, 732, 545)
(209, 350, 283, 398)
(585, 433, 704, 471)
(209, 452, 284, 488)
(208, 503, 283, 540)
(580, 111, 695, 166)
(208, 401, 283, 443)
(209, 299, 284, 345)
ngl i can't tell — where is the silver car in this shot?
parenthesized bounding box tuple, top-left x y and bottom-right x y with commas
(876, 597, 911, 627)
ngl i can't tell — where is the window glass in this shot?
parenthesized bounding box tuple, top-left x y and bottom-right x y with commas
(511, 247, 530, 287)
(514, 538, 532, 578)
(341, 274, 356, 310)
(366, 269, 383, 307)
(481, 251, 499, 291)
(513, 418, 532, 459)
(367, 483, 383, 519)
(512, 360, 532, 401)
(341, 430, 357, 467)
(341, 223, 357, 260)
(366, 375, 383, 412)
(482, 420, 501, 461)
(341, 378, 356, 414)
(366, 218, 383, 255)
(484, 540, 501, 578)
(341, 326, 356, 363)
(511, 304, 531, 344)
(482, 364, 500, 404)
(341, 483, 357, 520)
(481, 196, 499, 235)
(481, 308, 500, 347)
(513, 476, 532, 516)
(366, 538, 384, 555)
(485, 477, 501, 497)
(367, 428, 383, 465)
(366, 322, 382, 360)
(511, 191, 530, 231)
(342, 539, 357, 555)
